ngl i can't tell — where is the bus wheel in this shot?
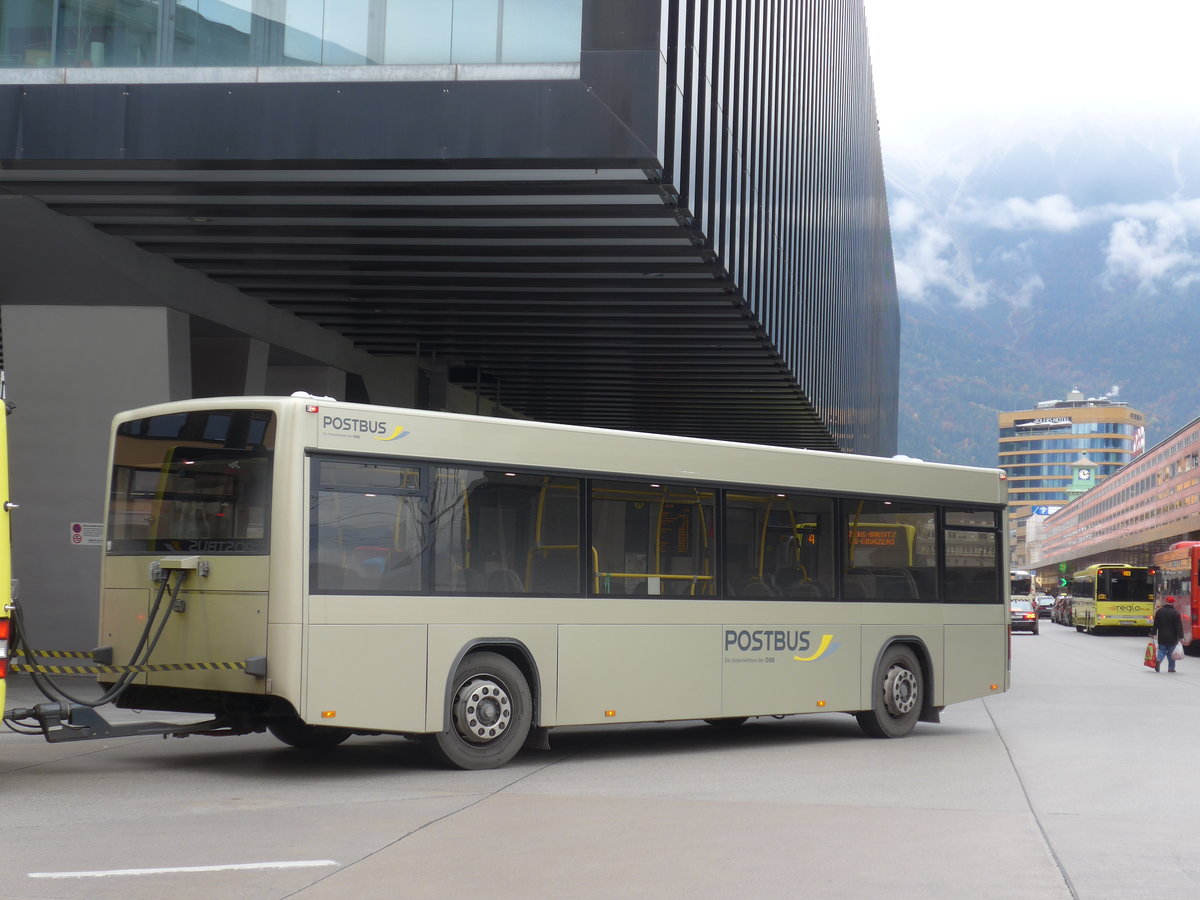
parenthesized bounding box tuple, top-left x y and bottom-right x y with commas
(703, 717, 749, 728)
(267, 715, 352, 750)
(428, 651, 532, 770)
(855, 645, 922, 739)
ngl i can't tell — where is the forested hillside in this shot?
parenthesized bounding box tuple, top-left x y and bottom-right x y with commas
(889, 123, 1200, 467)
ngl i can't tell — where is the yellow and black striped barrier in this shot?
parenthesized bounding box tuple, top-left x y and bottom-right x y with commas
(10, 652, 246, 676)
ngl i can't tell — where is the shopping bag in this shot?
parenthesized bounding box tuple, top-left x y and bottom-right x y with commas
(1172, 642, 1185, 661)
(1144, 641, 1158, 668)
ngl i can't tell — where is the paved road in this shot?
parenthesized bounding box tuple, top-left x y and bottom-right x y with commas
(0, 623, 1195, 899)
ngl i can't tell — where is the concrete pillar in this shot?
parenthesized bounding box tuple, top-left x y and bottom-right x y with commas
(2, 305, 191, 650)
(192, 336, 269, 396)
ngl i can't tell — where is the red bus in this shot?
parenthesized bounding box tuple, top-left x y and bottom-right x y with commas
(1153, 541, 1200, 655)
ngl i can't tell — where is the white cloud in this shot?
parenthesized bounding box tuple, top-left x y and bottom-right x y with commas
(864, 0, 1200, 153)
(987, 196, 1085, 232)
(892, 220, 990, 309)
(890, 186, 1200, 306)
(1102, 214, 1197, 290)
(889, 198, 923, 233)
(1001, 275, 1046, 309)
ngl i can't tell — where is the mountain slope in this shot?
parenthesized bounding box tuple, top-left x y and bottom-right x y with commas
(890, 125, 1200, 467)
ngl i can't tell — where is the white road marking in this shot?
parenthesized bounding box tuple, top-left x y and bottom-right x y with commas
(29, 859, 339, 879)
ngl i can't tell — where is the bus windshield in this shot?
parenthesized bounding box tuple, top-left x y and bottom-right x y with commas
(1099, 568, 1150, 602)
(107, 409, 274, 554)
(1010, 570, 1033, 596)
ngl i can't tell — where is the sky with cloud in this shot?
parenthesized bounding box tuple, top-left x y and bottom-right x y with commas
(863, 0, 1200, 151)
(862, 0, 1200, 310)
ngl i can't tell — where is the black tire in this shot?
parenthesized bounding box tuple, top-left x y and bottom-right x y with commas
(1075, 624, 1084, 633)
(855, 645, 923, 739)
(427, 651, 532, 770)
(703, 716, 749, 728)
(1032, 624, 1039, 635)
(267, 714, 352, 750)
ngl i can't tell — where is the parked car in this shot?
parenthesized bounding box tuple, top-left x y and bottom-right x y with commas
(1034, 593, 1055, 618)
(1010, 598, 1039, 634)
(1053, 595, 1073, 626)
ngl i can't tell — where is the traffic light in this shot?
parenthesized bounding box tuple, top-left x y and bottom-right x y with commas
(1059, 576, 1069, 588)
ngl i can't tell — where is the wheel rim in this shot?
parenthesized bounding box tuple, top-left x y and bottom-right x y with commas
(882, 664, 918, 717)
(452, 675, 513, 744)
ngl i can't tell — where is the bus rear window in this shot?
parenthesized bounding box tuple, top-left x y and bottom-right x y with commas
(107, 410, 274, 554)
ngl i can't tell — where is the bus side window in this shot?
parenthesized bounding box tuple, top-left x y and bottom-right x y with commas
(842, 500, 937, 602)
(310, 458, 424, 594)
(943, 520, 1000, 604)
(431, 469, 582, 596)
(589, 479, 715, 597)
(723, 490, 833, 598)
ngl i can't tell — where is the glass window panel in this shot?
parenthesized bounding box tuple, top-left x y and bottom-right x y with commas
(451, 0, 499, 63)
(282, 0, 323, 65)
(383, 0, 451, 64)
(0, 0, 55, 67)
(311, 458, 425, 593)
(843, 500, 938, 602)
(724, 490, 834, 599)
(54, 0, 160, 67)
(590, 480, 716, 598)
(943, 529, 1000, 603)
(175, 0, 253, 66)
(431, 468, 580, 595)
(108, 410, 274, 554)
(499, 0, 581, 63)
(321, 0, 371, 64)
(945, 508, 998, 529)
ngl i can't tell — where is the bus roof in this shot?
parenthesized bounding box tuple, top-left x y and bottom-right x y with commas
(111, 395, 1008, 506)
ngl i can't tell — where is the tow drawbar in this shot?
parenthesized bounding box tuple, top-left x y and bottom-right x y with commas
(5, 701, 223, 743)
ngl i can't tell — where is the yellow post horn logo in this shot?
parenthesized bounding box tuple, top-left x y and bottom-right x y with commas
(374, 426, 408, 441)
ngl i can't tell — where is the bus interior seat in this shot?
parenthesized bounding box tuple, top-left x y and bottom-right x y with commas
(378, 556, 419, 591)
(848, 567, 921, 601)
(773, 567, 806, 591)
(737, 580, 775, 597)
(842, 574, 872, 599)
(527, 548, 580, 593)
(875, 569, 919, 601)
(462, 567, 487, 593)
(486, 568, 525, 593)
(786, 581, 824, 599)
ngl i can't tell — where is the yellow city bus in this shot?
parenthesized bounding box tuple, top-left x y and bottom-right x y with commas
(27, 396, 1009, 768)
(1071, 564, 1155, 634)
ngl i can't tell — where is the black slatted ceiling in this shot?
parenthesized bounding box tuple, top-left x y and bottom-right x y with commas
(0, 163, 834, 449)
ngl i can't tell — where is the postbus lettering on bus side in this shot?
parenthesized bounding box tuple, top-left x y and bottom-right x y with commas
(317, 412, 409, 443)
(725, 628, 813, 654)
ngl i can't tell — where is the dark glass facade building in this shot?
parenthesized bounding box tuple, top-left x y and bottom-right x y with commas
(0, 0, 897, 455)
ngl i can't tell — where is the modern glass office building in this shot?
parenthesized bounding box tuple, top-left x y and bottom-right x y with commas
(1, 1, 585, 69)
(999, 389, 1146, 508)
(0, 1, 899, 648)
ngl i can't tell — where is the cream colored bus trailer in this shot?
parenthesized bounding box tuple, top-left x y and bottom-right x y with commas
(8, 395, 1010, 769)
